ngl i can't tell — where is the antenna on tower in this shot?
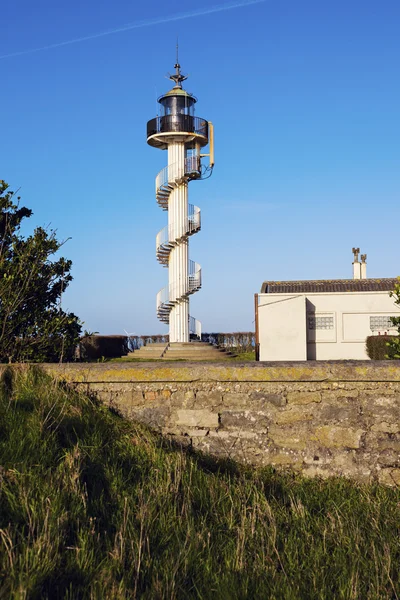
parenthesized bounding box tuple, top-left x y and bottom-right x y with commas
(168, 38, 187, 88)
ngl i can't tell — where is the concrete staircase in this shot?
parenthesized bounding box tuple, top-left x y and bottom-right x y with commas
(127, 343, 166, 359)
(129, 342, 235, 361)
(163, 342, 235, 361)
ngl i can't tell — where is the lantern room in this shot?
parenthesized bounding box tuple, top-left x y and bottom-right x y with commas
(146, 61, 209, 150)
(158, 88, 197, 117)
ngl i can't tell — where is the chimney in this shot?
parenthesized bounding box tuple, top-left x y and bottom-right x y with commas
(361, 254, 367, 279)
(352, 247, 361, 280)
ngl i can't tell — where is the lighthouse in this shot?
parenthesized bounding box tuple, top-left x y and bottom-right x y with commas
(147, 60, 214, 343)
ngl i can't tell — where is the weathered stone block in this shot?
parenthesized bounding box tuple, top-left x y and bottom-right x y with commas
(217, 430, 258, 440)
(363, 431, 400, 453)
(377, 449, 400, 467)
(314, 426, 364, 449)
(131, 391, 145, 406)
(319, 403, 360, 423)
(274, 407, 314, 425)
(321, 390, 359, 402)
(208, 430, 232, 439)
(189, 429, 210, 437)
(114, 391, 134, 406)
(170, 390, 196, 408)
(176, 409, 219, 428)
(362, 399, 400, 423)
(220, 410, 270, 428)
(144, 391, 156, 401)
(330, 452, 356, 469)
(131, 406, 170, 429)
(287, 391, 322, 405)
(378, 468, 400, 486)
(371, 422, 400, 434)
(195, 391, 223, 407)
(268, 426, 309, 450)
(222, 392, 248, 407)
(377, 436, 400, 452)
(303, 450, 333, 465)
(249, 392, 286, 407)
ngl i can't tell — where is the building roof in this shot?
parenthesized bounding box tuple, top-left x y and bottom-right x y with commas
(260, 278, 398, 294)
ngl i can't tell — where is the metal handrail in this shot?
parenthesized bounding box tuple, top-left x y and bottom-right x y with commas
(156, 266, 202, 310)
(189, 262, 201, 293)
(155, 157, 202, 195)
(155, 205, 201, 254)
(147, 116, 208, 139)
(189, 316, 202, 338)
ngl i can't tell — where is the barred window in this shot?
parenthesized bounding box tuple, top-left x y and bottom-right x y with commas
(308, 316, 334, 330)
(370, 316, 395, 331)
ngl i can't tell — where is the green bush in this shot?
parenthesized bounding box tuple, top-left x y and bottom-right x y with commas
(365, 335, 397, 359)
(387, 278, 400, 358)
(0, 180, 81, 362)
(79, 335, 129, 359)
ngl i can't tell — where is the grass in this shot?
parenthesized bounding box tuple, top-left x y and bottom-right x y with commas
(231, 351, 256, 361)
(0, 366, 399, 599)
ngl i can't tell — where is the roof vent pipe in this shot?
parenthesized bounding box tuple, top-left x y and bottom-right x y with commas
(352, 247, 361, 280)
(361, 254, 367, 279)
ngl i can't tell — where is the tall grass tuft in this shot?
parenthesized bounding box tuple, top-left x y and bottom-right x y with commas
(0, 366, 399, 599)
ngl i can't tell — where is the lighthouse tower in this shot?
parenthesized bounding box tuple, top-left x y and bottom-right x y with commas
(147, 60, 214, 343)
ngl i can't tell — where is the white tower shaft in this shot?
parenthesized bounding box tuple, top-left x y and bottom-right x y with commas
(168, 142, 189, 342)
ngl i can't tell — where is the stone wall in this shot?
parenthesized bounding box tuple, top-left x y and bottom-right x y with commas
(41, 362, 400, 485)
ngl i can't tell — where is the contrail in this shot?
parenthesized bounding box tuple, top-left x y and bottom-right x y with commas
(0, 0, 266, 60)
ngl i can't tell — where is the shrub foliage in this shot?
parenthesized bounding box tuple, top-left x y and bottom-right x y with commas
(366, 335, 397, 360)
(0, 180, 81, 362)
(387, 278, 400, 359)
(79, 335, 129, 359)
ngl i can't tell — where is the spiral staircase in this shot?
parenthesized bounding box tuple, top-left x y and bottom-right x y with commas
(155, 156, 202, 336)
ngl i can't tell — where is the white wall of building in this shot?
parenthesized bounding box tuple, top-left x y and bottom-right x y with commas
(258, 291, 400, 361)
(258, 295, 307, 361)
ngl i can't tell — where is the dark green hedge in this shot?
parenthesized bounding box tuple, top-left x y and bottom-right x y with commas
(79, 335, 129, 359)
(365, 335, 397, 360)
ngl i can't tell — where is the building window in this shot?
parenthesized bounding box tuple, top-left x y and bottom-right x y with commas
(370, 316, 395, 331)
(308, 316, 334, 330)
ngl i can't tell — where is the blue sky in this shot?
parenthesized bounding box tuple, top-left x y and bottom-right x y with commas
(2, 0, 399, 335)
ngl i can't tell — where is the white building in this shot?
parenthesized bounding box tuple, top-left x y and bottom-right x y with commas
(255, 250, 399, 361)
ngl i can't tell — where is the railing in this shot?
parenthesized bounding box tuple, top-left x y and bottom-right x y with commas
(155, 205, 201, 254)
(189, 260, 202, 293)
(188, 204, 201, 233)
(189, 316, 202, 338)
(147, 115, 208, 139)
(155, 157, 202, 195)
(156, 263, 202, 318)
